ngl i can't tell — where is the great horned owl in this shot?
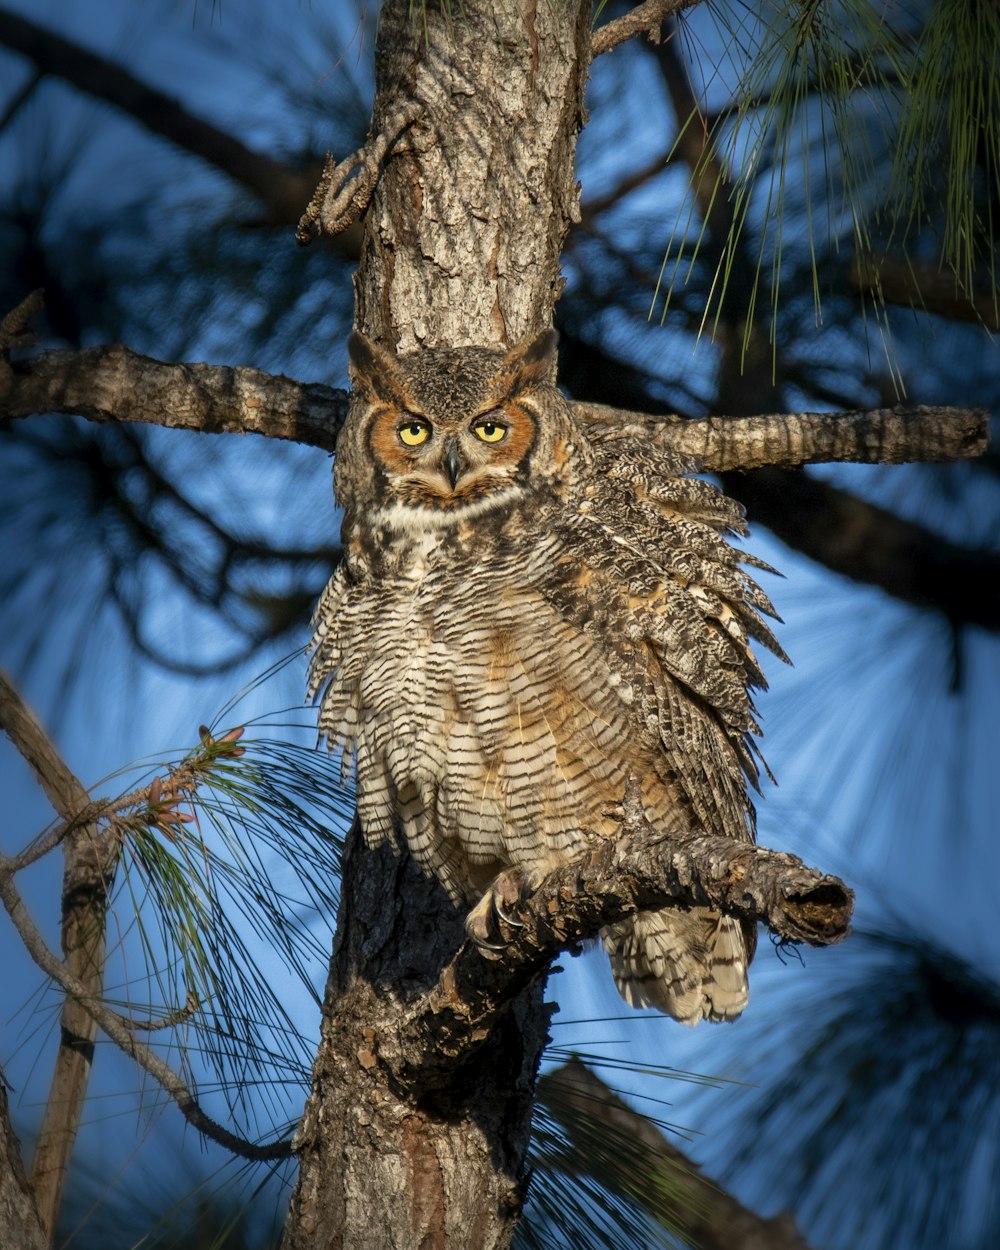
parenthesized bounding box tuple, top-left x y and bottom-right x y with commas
(309, 330, 784, 1024)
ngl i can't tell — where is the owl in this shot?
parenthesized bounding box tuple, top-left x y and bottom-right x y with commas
(309, 330, 785, 1024)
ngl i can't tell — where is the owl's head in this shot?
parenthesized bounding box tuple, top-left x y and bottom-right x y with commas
(337, 330, 587, 535)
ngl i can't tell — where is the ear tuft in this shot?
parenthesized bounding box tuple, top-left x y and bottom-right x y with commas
(503, 329, 558, 391)
(347, 331, 402, 401)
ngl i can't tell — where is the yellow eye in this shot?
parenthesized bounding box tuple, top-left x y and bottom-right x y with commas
(398, 418, 431, 447)
(473, 418, 508, 444)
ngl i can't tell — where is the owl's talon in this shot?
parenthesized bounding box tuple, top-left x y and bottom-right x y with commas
(466, 869, 528, 952)
(493, 896, 524, 928)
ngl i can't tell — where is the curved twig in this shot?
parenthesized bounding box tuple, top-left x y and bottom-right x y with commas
(296, 102, 423, 244)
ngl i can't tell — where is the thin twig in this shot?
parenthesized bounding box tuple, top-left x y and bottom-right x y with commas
(0, 869, 292, 1161)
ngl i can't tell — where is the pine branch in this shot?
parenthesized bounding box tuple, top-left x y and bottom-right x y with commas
(1, 333, 349, 452)
(852, 254, 1000, 331)
(592, 1, 700, 58)
(381, 782, 851, 1090)
(539, 1059, 818, 1250)
(0, 864, 292, 1163)
(0, 7, 322, 232)
(0, 675, 289, 1179)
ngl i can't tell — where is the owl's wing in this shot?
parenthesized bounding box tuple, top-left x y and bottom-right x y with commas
(539, 435, 786, 845)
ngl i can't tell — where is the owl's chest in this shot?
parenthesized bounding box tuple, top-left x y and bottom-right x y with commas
(359, 552, 527, 731)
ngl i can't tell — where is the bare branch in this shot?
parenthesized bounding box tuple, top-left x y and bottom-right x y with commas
(539, 1059, 818, 1250)
(0, 867, 292, 1162)
(0, 667, 90, 824)
(0, 669, 118, 1237)
(1, 340, 348, 452)
(386, 789, 851, 1087)
(592, 1, 700, 58)
(3, 321, 983, 473)
(575, 401, 990, 469)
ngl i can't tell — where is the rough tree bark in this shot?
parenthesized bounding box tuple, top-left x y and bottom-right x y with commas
(0, 672, 118, 1245)
(281, 6, 593, 1248)
(0, 1083, 46, 1250)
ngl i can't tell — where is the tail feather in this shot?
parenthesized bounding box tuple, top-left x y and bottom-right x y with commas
(603, 908, 750, 1025)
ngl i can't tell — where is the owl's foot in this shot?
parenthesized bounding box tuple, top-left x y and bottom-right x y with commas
(466, 869, 527, 955)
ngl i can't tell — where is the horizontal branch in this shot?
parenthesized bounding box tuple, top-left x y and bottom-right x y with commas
(722, 466, 1000, 635)
(853, 253, 1000, 332)
(591, 1, 700, 57)
(1, 340, 348, 452)
(4, 330, 984, 478)
(576, 401, 989, 470)
(387, 789, 851, 1088)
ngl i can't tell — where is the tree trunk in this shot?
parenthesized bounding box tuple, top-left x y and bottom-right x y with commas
(281, 3, 591, 1247)
(0, 1079, 46, 1250)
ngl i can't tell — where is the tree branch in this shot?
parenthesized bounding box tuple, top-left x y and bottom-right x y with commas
(575, 402, 989, 469)
(0, 669, 118, 1238)
(0, 675, 286, 1180)
(0, 668, 91, 823)
(383, 786, 851, 1089)
(578, 143, 677, 224)
(2, 317, 983, 472)
(0, 866, 292, 1163)
(592, 1, 700, 58)
(296, 102, 423, 244)
(722, 467, 1000, 634)
(539, 1059, 818, 1250)
(853, 253, 1000, 332)
(0, 7, 321, 232)
(1, 339, 348, 452)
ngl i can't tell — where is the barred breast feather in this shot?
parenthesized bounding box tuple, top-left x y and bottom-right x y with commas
(310, 333, 785, 1025)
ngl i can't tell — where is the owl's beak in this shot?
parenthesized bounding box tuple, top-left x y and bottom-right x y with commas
(442, 436, 465, 489)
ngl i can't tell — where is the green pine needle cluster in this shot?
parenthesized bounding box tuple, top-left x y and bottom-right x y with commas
(654, 0, 1000, 347)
